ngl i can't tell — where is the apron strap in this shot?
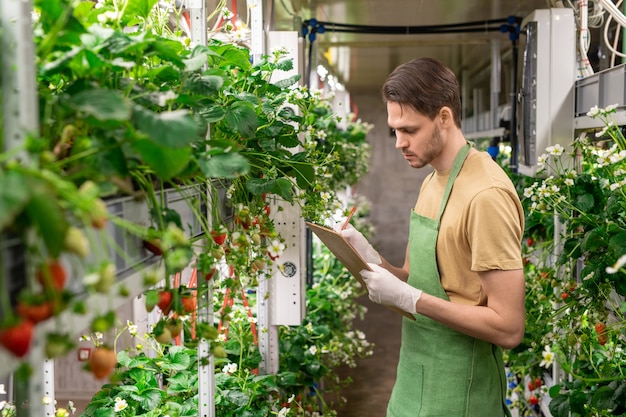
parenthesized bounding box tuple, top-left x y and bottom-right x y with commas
(435, 142, 472, 223)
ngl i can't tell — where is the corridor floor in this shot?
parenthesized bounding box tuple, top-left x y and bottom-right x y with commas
(335, 295, 403, 416)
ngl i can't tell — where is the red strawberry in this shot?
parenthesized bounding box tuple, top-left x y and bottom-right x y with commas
(529, 395, 539, 405)
(210, 230, 227, 246)
(89, 347, 117, 379)
(595, 322, 607, 334)
(0, 320, 34, 357)
(16, 300, 53, 324)
(526, 237, 534, 246)
(204, 267, 217, 281)
(157, 291, 173, 314)
(36, 259, 67, 290)
(595, 322, 608, 345)
(180, 294, 196, 314)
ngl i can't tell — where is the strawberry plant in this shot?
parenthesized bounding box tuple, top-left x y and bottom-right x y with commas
(501, 104, 626, 416)
(2, 3, 375, 417)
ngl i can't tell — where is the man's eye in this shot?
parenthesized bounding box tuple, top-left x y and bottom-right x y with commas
(389, 128, 396, 137)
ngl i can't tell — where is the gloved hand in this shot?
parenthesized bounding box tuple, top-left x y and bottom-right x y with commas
(334, 223, 382, 265)
(360, 263, 422, 314)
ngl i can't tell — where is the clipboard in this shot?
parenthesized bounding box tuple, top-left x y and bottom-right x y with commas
(306, 221, 416, 320)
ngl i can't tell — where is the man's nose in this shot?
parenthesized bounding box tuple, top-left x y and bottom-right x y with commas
(394, 132, 407, 149)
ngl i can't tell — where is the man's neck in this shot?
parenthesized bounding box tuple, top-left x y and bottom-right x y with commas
(430, 131, 469, 172)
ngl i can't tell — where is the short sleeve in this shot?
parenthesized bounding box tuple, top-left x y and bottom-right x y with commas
(466, 187, 524, 271)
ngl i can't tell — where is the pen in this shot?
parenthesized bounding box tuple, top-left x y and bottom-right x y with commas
(342, 206, 357, 230)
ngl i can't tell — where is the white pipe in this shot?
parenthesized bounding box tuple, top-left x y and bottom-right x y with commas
(579, 0, 594, 77)
(598, 0, 626, 26)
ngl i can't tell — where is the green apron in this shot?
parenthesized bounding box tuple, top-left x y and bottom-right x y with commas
(387, 144, 511, 417)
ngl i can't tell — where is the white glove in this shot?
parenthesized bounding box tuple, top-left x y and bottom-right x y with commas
(360, 263, 422, 314)
(334, 223, 382, 265)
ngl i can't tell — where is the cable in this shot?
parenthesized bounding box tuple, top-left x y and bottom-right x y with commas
(316, 26, 505, 35)
(598, 0, 626, 25)
(304, 17, 520, 36)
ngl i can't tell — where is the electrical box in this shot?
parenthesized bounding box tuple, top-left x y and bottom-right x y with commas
(269, 201, 307, 326)
(517, 8, 576, 176)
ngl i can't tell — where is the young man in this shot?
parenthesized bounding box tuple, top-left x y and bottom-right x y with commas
(340, 57, 525, 416)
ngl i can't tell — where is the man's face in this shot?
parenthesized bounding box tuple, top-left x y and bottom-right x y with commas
(387, 102, 444, 169)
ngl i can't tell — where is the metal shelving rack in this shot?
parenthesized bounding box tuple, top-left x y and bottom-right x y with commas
(1, 0, 56, 415)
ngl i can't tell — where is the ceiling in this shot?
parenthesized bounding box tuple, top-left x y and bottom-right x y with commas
(269, 0, 552, 93)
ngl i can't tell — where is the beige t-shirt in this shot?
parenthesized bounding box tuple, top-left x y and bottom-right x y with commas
(414, 151, 524, 306)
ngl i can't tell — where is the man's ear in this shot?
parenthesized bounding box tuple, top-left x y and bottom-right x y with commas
(439, 107, 454, 127)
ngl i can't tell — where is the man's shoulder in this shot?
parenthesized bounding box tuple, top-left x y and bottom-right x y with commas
(460, 152, 515, 190)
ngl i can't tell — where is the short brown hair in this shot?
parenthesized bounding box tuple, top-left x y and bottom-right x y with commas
(382, 57, 462, 128)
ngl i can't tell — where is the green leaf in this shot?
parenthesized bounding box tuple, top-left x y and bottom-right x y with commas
(548, 394, 570, 417)
(245, 178, 276, 195)
(290, 162, 315, 191)
(275, 57, 294, 72)
(591, 385, 616, 410)
(225, 101, 258, 139)
(116, 350, 132, 367)
(139, 389, 163, 411)
(132, 106, 199, 147)
(162, 349, 191, 371)
(272, 178, 294, 202)
(25, 192, 69, 259)
(118, 384, 140, 394)
(145, 65, 181, 84)
(198, 105, 225, 123)
(211, 43, 251, 70)
(197, 152, 250, 179)
(184, 74, 224, 95)
(132, 139, 191, 180)
(183, 53, 208, 72)
(574, 193, 595, 213)
(570, 389, 589, 414)
(166, 372, 196, 394)
(223, 389, 250, 407)
(123, 0, 158, 19)
(273, 74, 300, 89)
(94, 408, 115, 417)
(71, 89, 131, 121)
(152, 40, 185, 68)
(609, 232, 626, 257)
(548, 384, 562, 397)
(0, 170, 30, 230)
(244, 177, 293, 202)
(582, 227, 607, 253)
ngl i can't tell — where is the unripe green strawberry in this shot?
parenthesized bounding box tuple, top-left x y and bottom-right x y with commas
(166, 318, 184, 336)
(95, 262, 116, 293)
(211, 247, 224, 260)
(89, 199, 108, 229)
(211, 344, 227, 358)
(64, 227, 90, 258)
(144, 290, 160, 313)
(154, 327, 172, 344)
